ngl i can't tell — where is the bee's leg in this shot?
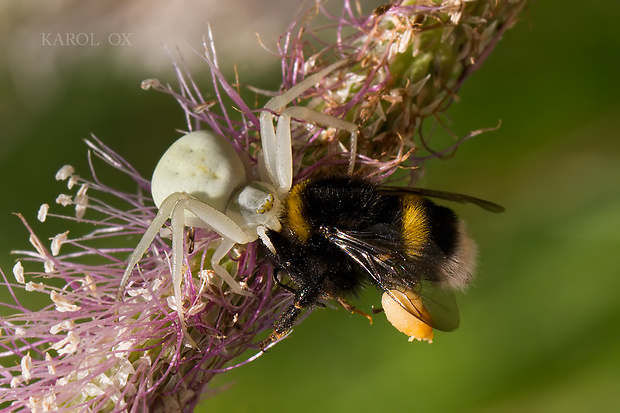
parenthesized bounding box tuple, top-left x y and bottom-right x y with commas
(259, 281, 322, 350)
(259, 304, 301, 351)
(337, 297, 373, 324)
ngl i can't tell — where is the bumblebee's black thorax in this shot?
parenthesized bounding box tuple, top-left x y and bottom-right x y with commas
(283, 176, 400, 241)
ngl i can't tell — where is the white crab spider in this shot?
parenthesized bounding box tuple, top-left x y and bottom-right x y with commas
(118, 60, 358, 346)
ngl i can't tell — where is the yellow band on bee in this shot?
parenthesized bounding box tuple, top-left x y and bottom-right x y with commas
(285, 180, 311, 243)
(400, 195, 429, 256)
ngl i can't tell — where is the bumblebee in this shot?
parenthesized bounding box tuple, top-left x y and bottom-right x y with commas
(261, 175, 503, 348)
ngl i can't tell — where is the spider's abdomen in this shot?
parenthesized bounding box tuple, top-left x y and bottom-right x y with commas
(151, 131, 246, 211)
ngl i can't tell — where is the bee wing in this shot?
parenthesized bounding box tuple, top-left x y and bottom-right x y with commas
(325, 227, 460, 331)
(379, 186, 505, 213)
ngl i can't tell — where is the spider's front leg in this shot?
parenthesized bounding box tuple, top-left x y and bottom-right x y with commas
(276, 106, 359, 174)
(259, 60, 359, 193)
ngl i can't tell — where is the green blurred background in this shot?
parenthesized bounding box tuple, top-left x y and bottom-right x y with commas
(1, 1, 618, 412)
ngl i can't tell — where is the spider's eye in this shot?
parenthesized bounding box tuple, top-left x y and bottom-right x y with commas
(227, 182, 281, 229)
(256, 194, 275, 214)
